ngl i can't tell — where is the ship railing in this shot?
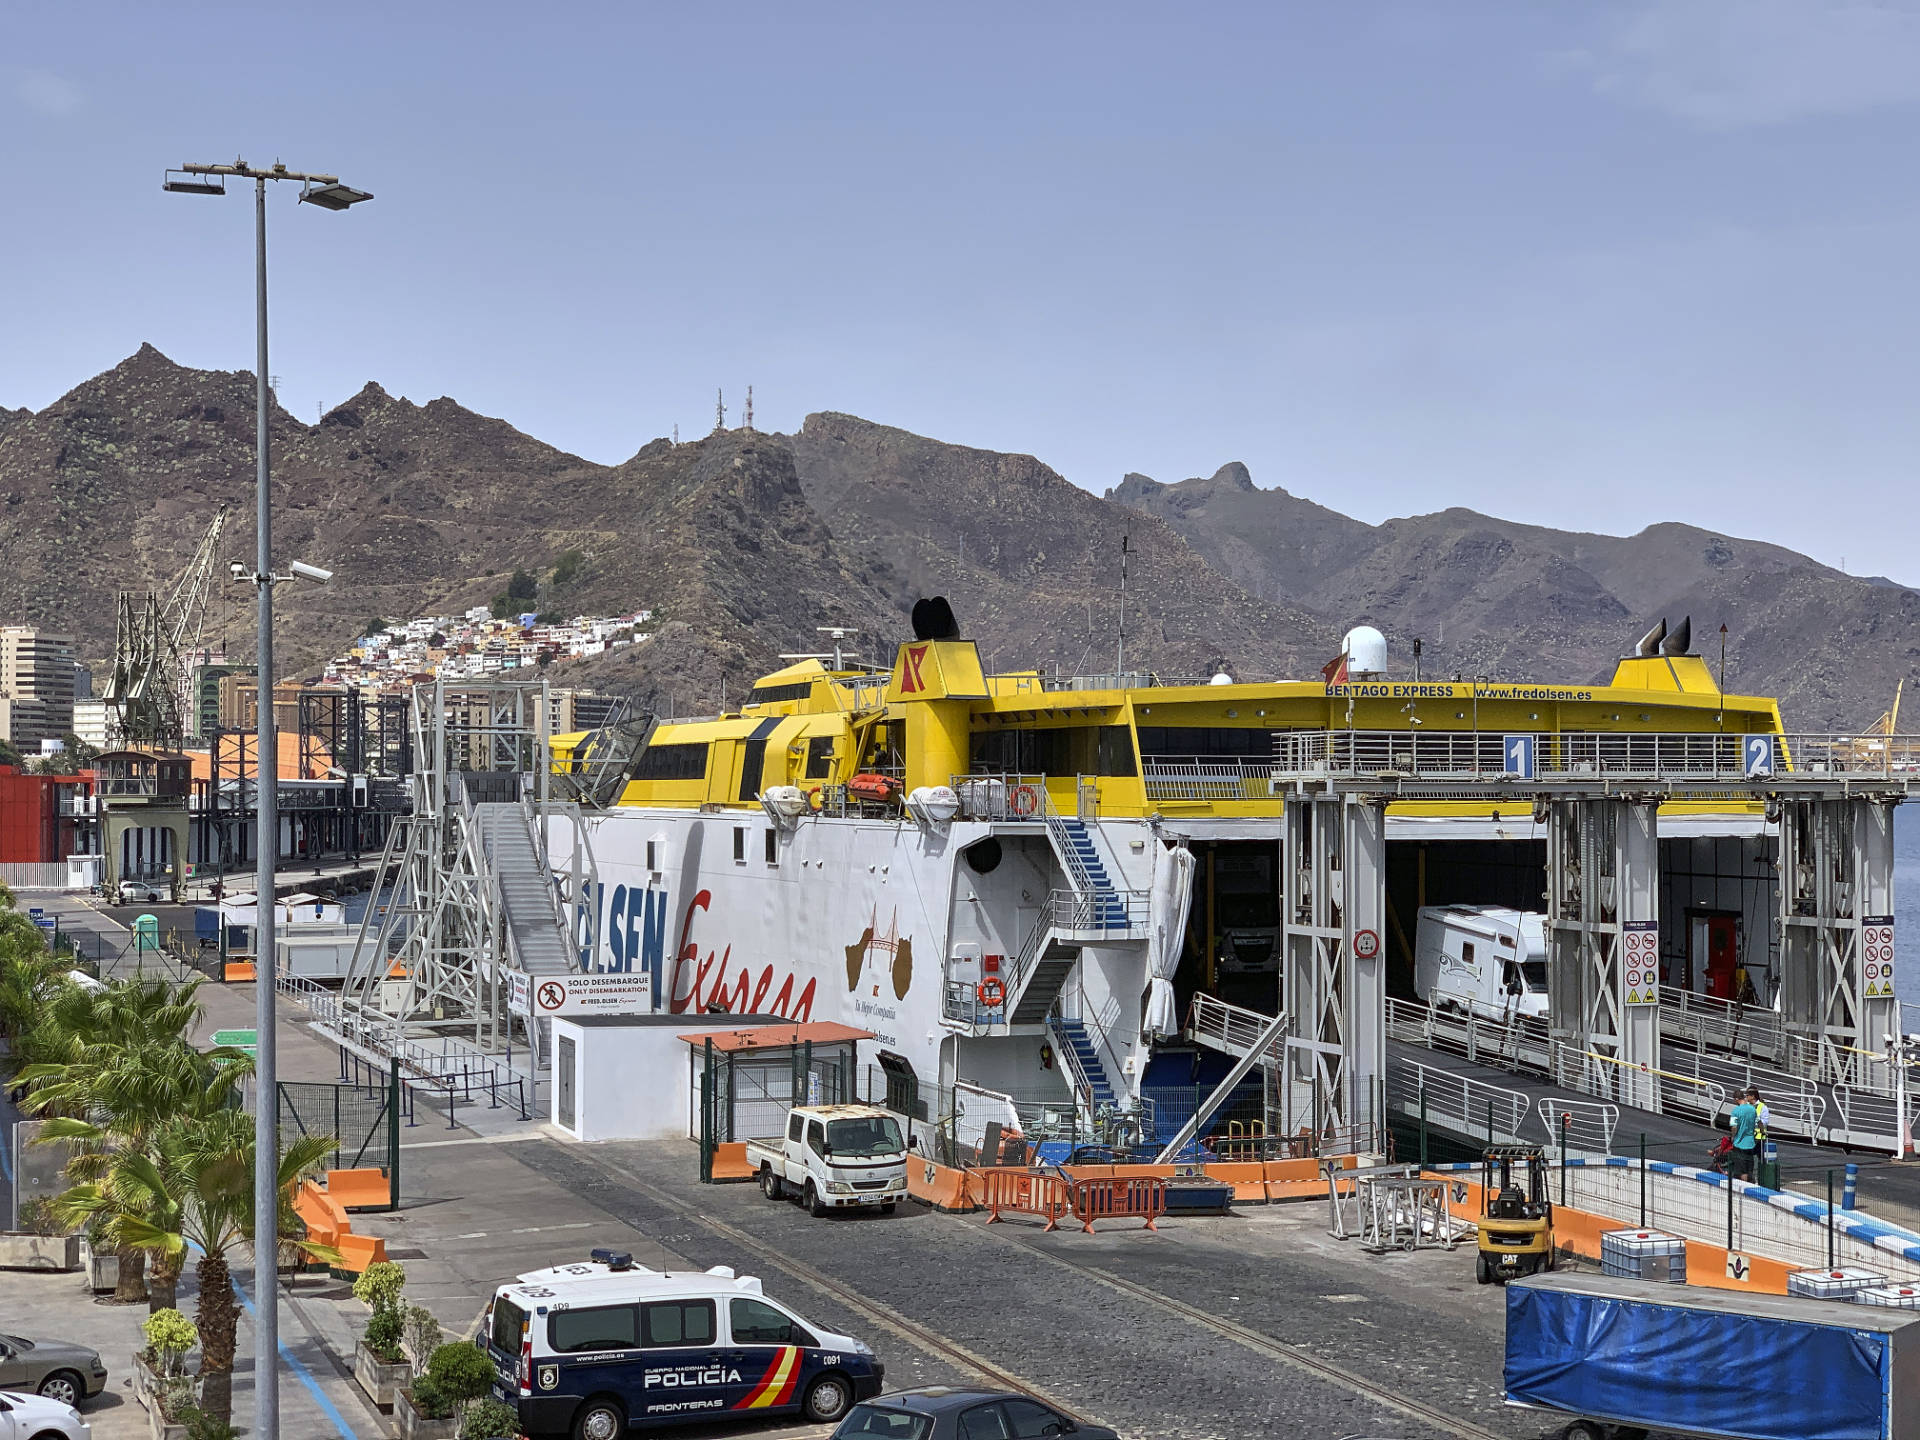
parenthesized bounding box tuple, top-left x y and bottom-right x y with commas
(1658, 985, 1786, 1064)
(1187, 992, 1289, 1068)
(1654, 1048, 1828, 1139)
(1272, 729, 1920, 783)
(1534, 1096, 1620, 1156)
(1140, 759, 1280, 802)
(951, 773, 1051, 822)
(1386, 1056, 1532, 1148)
(1383, 994, 1553, 1073)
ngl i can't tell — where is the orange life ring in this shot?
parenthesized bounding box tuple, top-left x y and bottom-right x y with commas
(1009, 784, 1040, 817)
(978, 976, 1007, 1008)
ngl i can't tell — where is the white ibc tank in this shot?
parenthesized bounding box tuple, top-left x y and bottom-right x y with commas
(1343, 625, 1388, 678)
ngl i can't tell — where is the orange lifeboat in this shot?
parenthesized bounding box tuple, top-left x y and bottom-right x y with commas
(847, 772, 901, 804)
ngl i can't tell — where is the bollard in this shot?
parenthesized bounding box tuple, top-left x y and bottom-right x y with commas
(1828, 1170, 1837, 1269)
(1845, 1163, 1859, 1211)
(1639, 1133, 1648, 1228)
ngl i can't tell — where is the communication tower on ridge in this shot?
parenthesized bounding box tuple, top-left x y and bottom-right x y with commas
(743, 385, 754, 432)
(713, 389, 726, 433)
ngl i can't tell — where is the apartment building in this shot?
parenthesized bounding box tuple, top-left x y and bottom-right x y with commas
(0, 627, 76, 751)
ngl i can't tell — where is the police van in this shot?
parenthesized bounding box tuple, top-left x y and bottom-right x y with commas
(484, 1249, 885, 1439)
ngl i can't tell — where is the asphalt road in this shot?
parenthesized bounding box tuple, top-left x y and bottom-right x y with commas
(505, 1137, 1560, 1440)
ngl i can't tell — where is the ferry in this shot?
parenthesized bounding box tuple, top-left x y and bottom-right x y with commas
(550, 604, 1784, 1141)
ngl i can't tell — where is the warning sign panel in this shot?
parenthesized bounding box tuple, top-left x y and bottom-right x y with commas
(532, 972, 654, 1018)
(1863, 917, 1896, 999)
(1623, 921, 1660, 1005)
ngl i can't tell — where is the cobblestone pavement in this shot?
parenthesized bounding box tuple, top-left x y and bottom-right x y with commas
(505, 1138, 1590, 1440)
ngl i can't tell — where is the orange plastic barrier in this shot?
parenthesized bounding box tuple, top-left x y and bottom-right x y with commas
(1070, 1176, 1165, 1232)
(325, 1169, 392, 1211)
(981, 1169, 1075, 1231)
(1433, 1172, 1799, 1295)
(908, 1157, 977, 1212)
(223, 961, 256, 982)
(294, 1181, 339, 1246)
(710, 1142, 755, 1181)
(334, 1233, 388, 1274)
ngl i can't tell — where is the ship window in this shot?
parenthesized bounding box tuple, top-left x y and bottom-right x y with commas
(733, 827, 746, 862)
(1135, 726, 1278, 760)
(632, 742, 709, 781)
(970, 726, 1135, 777)
(748, 680, 813, 704)
(764, 829, 777, 865)
(804, 736, 835, 779)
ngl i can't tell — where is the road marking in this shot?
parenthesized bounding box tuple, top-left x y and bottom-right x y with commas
(535, 1143, 1099, 1427)
(982, 1229, 1507, 1440)
(449, 1222, 596, 1239)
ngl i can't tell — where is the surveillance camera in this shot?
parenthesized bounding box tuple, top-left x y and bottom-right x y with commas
(288, 560, 333, 584)
(229, 561, 246, 580)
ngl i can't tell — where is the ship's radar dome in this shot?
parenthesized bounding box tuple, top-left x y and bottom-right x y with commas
(1343, 625, 1388, 678)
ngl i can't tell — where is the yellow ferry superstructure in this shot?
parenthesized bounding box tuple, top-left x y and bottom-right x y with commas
(552, 629, 1787, 1133)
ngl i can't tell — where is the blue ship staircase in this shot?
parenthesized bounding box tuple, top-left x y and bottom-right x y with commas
(1049, 1014, 1119, 1111)
(1047, 817, 1133, 930)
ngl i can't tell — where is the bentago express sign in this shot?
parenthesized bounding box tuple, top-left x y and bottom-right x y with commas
(594, 882, 818, 1021)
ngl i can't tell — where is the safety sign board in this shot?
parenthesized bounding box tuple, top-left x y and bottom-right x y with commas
(508, 970, 531, 1016)
(1353, 928, 1381, 960)
(532, 972, 653, 1018)
(1622, 921, 1660, 1005)
(1863, 917, 1896, 999)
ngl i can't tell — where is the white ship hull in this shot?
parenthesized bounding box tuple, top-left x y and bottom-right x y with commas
(562, 804, 1163, 1106)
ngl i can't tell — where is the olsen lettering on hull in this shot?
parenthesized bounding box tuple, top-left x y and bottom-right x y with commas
(571, 809, 955, 1079)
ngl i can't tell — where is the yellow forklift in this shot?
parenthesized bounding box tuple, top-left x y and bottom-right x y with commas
(1476, 1145, 1555, 1285)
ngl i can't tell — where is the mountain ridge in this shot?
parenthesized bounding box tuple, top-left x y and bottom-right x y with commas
(3, 346, 1912, 729)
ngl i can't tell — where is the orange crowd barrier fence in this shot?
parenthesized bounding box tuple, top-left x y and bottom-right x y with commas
(981, 1168, 1076, 1231)
(1070, 1176, 1166, 1232)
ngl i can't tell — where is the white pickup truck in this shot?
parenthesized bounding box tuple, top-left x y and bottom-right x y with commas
(746, 1104, 909, 1217)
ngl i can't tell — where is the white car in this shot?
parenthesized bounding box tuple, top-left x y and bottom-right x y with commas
(0, 1389, 91, 1440)
(117, 882, 166, 904)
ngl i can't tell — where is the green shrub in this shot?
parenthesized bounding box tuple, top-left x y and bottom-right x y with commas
(363, 1305, 404, 1363)
(142, 1309, 198, 1376)
(353, 1259, 407, 1314)
(426, 1342, 495, 1405)
(15, 1196, 69, 1235)
(173, 1405, 240, 1440)
(401, 1304, 443, 1370)
(459, 1396, 522, 1439)
(409, 1374, 451, 1420)
(551, 549, 584, 586)
(506, 569, 538, 602)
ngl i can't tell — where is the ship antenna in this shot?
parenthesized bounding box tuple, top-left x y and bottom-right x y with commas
(1115, 531, 1130, 681)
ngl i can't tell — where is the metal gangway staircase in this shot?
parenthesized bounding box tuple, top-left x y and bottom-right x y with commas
(336, 679, 607, 1072)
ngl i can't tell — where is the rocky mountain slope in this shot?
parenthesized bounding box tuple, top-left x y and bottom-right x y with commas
(4, 346, 1912, 728)
(1113, 464, 1918, 727)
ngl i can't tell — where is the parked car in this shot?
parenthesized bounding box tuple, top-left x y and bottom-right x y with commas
(117, 881, 166, 904)
(0, 1389, 91, 1440)
(0, 1335, 108, 1406)
(832, 1387, 1119, 1440)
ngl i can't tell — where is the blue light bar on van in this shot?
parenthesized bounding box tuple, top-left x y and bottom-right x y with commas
(590, 1248, 634, 1271)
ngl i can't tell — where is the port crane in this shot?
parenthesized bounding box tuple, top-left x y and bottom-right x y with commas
(104, 502, 232, 751)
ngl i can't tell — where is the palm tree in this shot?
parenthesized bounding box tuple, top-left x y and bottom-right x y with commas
(59, 1107, 336, 1424)
(20, 975, 247, 1303)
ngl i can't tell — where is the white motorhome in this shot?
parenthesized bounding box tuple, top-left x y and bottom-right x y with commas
(1413, 906, 1549, 1022)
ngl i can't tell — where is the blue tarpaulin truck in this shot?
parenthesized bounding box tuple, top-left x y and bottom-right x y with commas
(1504, 1272, 1920, 1440)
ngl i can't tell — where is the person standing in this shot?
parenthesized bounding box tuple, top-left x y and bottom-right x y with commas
(1728, 1091, 1760, 1181)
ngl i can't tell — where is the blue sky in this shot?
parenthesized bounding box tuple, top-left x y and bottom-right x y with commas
(6, 1, 1920, 581)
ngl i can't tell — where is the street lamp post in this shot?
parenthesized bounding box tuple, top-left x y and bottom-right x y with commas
(164, 158, 370, 1440)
